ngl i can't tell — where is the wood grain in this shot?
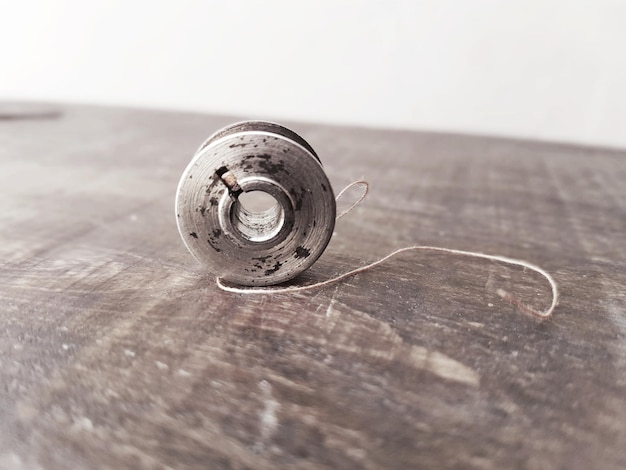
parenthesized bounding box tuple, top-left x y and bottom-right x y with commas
(0, 102, 625, 469)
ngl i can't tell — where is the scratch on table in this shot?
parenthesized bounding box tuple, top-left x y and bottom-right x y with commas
(255, 380, 280, 452)
(326, 298, 336, 318)
(310, 305, 481, 387)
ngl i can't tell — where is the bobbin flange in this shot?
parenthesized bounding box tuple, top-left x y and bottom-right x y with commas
(176, 121, 336, 286)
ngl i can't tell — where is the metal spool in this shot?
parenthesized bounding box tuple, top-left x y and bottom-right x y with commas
(175, 121, 336, 286)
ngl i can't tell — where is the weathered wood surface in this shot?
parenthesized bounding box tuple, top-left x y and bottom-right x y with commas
(0, 102, 624, 470)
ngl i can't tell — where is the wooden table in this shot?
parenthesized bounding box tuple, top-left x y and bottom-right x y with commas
(1, 102, 624, 469)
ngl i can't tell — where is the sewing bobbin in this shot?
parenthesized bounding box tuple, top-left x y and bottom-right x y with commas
(175, 121, 336, 286)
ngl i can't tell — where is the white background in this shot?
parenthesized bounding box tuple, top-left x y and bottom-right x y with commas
(2, 0, 626, 148)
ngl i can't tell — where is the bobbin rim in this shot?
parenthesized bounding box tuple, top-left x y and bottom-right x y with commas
(196, 120, 320, 163)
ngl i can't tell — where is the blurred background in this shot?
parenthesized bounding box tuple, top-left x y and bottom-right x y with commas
(1, 0, 625, 147)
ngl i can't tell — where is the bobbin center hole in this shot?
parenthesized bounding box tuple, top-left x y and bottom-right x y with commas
(232, 190, 285, 243)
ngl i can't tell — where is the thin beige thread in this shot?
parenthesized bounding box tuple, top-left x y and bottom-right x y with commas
(335, 180, 369, 220)
(217, 181, 559, 319)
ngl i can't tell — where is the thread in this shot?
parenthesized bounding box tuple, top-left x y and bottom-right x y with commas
(335, 180, 369, 220)
(216, 181, 559, 319)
